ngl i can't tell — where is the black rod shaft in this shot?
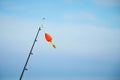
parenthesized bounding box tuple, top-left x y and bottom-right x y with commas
(19, 27, 41, 80)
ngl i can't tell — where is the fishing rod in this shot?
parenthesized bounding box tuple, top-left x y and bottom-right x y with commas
(19, 17, 56, 80)
(19, 27, 41, 80)
(19, 18, 45, 80)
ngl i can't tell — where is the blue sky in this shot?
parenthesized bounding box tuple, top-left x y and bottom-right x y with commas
(0, 0, 120, 80)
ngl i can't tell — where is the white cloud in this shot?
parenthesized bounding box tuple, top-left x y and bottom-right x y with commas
(46, 22, 120, 57)
(62, 11, 97, 21)
(93, 0, 120, 6)
(0, 13, 120, 58)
